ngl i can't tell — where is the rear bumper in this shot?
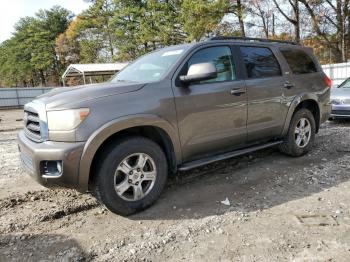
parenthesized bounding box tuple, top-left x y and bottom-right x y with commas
(330, 104, 350, 118)
(321, 103, 332, 123)
(17, 130, 85, 190)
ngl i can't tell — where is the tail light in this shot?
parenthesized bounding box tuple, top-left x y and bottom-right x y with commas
(324, 75, 332, 88)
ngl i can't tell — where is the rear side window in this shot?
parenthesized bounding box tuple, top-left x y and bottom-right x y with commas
(240, 46, 281, 79)
(280, 49, 317, 74)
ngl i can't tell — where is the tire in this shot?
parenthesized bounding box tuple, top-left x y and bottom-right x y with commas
(279, 108, 316, 157)
(92, 136, 168, 216)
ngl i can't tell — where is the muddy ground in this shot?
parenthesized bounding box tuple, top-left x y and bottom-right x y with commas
(0, 109, 350, 261)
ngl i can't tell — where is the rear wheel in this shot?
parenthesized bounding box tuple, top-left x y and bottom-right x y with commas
(92, 137, 168, 216)
(279, 108, 316, 156)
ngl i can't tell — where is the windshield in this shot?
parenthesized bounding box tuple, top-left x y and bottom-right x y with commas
(339, 78, 350, 88)
(111, 48, 185, 83)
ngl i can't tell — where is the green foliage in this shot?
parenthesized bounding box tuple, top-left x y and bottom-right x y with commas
(0, 6, 72, 87)
(111, 0, 186, 61)
(2, 0, 349, 87)
(181, 0, 228, 41)
(55, 19, 81, 68)
(56, 0, 227, 63)
(0, 1, 228, 86)
(77, 0, 116, 61)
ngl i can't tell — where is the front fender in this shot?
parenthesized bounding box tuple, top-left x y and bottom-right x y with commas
(77, 114, 182, 191)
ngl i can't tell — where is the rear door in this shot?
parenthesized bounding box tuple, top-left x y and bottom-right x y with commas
(279, 48, 322, 99)
(239, 45, 288, 143)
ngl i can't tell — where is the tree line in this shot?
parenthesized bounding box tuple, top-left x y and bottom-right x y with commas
(1, 0, 350, 87)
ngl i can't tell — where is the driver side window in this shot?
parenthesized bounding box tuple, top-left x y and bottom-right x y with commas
(187, 46, 236, 84)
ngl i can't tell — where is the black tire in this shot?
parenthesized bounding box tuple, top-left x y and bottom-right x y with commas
(279, 108, 316, 157)
(92, 137, 168, 216)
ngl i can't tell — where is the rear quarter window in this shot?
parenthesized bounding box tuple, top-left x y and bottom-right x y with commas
(280, 49, 318, 74)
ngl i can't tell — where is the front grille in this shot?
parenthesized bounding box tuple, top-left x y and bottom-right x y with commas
(331, 110, 350, 116)
(24, 110, 42, 142)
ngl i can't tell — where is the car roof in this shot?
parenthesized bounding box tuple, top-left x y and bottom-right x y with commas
(208, 36, 300, 46)
(156, 37, 308, 55)
(206, 40, 302, 48)
(198, 37, 311, 52)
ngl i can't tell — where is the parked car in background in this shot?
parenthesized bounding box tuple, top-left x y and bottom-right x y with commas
(330, 77, 350, 119)
(18, 37, 331, 216)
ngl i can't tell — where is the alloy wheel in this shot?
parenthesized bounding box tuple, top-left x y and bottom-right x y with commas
(114, 153, 157, 201)
(294, 117, 311, 148)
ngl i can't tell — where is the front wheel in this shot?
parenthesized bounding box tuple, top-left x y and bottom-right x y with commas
(92, 137, 168, 216)
(279, 108, 316, 157)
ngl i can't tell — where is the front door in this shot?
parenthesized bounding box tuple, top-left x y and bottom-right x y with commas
(172, 45, 247, 161)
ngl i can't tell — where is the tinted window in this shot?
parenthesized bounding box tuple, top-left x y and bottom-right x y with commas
(240, 46, 281, 79)
(187, 46, 236, 83)
(281, 49, 317, 74)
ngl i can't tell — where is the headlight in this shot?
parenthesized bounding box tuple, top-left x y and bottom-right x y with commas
(47, 108, 90, 131)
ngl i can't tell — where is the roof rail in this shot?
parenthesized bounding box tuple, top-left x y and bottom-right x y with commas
(209, 36, 300, 45)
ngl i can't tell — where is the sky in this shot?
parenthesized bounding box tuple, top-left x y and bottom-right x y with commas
(0, 0, 91, 43)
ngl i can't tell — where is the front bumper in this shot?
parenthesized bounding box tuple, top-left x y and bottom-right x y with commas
(17, 130, 85, 189)
(330, 104, 350, 118)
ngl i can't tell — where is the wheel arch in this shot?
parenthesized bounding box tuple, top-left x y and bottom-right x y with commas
(282, 94, 321, 136)
(77, 114, 182, 192)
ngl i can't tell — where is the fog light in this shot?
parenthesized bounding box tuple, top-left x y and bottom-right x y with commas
(56, 161, 62, 174)
(42, 161, 63, 178)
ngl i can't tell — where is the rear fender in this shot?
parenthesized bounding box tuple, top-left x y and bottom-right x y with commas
(281, 93, 319, 136)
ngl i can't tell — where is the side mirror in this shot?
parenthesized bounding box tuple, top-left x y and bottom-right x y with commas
(180, 62, 217, 84)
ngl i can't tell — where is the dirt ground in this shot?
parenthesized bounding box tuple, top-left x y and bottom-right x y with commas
(1, 109, 350, 261)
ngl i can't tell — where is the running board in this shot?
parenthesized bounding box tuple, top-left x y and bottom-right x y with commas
(178, 141, 283, 171)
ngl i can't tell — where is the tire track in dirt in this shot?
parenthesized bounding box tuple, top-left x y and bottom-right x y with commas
(0, 189, 100, 234)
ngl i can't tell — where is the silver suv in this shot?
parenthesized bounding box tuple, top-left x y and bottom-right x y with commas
(18, 37, 331, 215)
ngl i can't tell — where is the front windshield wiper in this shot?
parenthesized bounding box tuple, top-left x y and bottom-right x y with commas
(114, 79, 138, 83)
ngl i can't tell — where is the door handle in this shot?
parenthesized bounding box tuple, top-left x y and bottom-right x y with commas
(230, 88, 246, 96)
(284, 82, 295, 89)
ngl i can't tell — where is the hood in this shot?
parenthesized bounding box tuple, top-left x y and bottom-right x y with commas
(37, 82, 146, 110)
(331, 87, 350, 99)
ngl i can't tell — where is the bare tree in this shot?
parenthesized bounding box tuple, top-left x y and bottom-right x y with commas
(248, 0, 275, 38)
(272, 0, 301, 43)
(323, 0, 350, 61)
(228, 0, 246, 37)
(299, 0, 350, 62)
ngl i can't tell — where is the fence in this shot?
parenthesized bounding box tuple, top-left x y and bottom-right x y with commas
(0, 87, 53, 108)
(322, 62, 350, 86)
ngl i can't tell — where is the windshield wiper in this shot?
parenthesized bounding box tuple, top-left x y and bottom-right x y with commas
(115, 79, 138, 83)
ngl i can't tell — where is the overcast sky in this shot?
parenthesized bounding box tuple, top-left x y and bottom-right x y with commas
(0, 0, 90, 43)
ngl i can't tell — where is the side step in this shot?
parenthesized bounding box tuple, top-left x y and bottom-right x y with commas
(178, 140, 283, 171)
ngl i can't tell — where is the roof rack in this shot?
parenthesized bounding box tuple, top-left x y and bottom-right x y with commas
(209, 36, 300, 45)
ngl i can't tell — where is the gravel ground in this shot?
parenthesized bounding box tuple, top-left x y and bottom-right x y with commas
(0, 109, 350, 261)
(0, 109, 23, 131)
